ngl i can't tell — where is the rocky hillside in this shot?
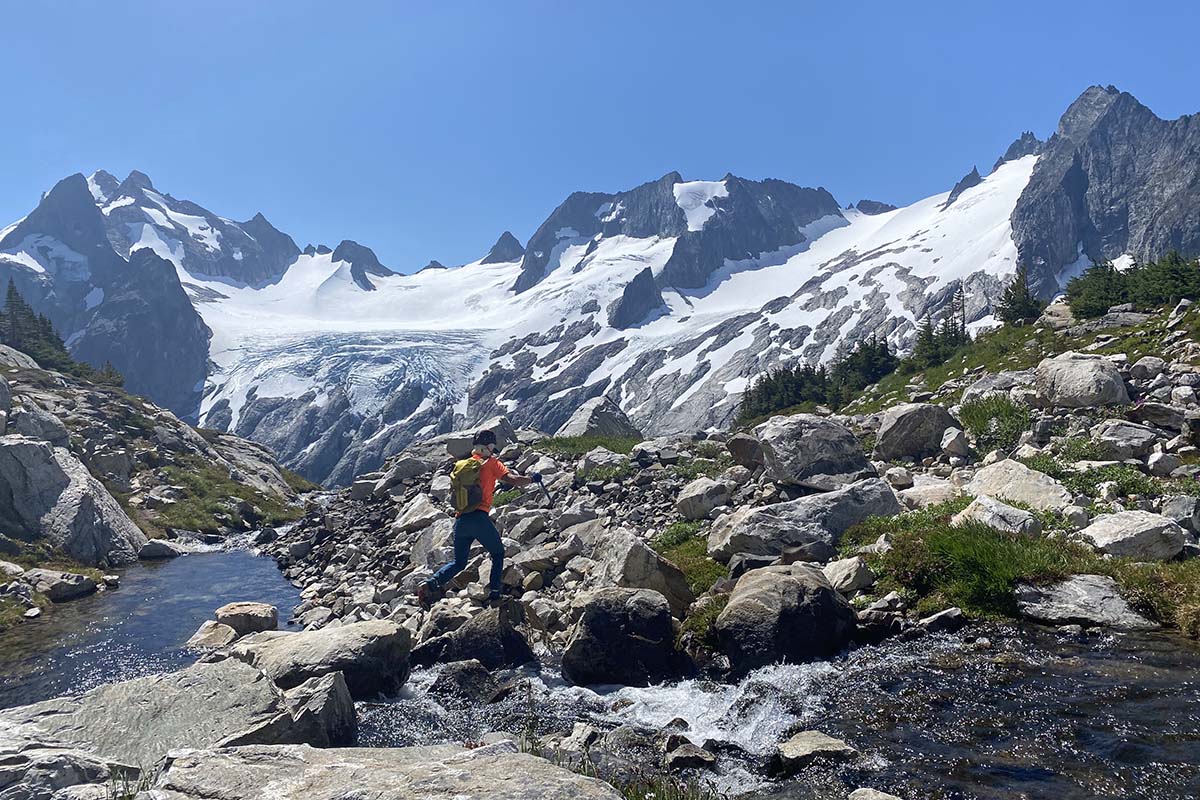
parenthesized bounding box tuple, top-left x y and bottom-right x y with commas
(0, 344, 305, 628)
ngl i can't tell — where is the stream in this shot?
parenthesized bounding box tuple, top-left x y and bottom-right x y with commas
(1, 549, 1198, 799)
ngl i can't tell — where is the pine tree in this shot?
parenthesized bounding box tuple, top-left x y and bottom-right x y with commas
(996, 263, 1045, 324)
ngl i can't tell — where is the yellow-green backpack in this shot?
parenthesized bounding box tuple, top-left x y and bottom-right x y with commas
(449, 457, 485, 514)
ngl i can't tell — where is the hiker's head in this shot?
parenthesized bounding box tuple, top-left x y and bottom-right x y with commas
(472, 429, 498, 456)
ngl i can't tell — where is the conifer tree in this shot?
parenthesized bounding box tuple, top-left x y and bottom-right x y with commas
(996, 263, 1045, 324)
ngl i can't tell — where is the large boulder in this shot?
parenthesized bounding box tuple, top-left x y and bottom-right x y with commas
(20, 568, 97, 602)
(587, 527, 695, 616)
(0, 659, 355, 768)
(1015, 574, 1158, 630)
(410, 606, 535, 670)
(392, 493, 444, 534)
(0, 436, 146, 566)
(754, 415, 875, 490)
(725, 432, 764, 468)
(146, 742, 624, 800)
(562, 588, 682, 687)
(714, 563, 856, 674)
(675, 477, 730, 521)
(872, 403, 960, 462)
(961, 369, 1035, 403)
(1079, 511, 1185, 560)
(215, 602, 279, 636)
(964, 459, 1072, 512)
(231, 619, 411, 699)
(9, 405, 70, 446)
(707, 479, 900, 563)
(952, 495, 1042, 536)
(1090, 419, 1161, 460)
(555, 396, 642, 439)
(1035, 351, 1129, 407)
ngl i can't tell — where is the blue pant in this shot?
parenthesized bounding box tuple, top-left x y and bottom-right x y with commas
(428, 510, 505, 594)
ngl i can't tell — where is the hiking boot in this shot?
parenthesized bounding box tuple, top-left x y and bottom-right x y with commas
(417, 581, 437, 609)
(485, 590, 505, 607)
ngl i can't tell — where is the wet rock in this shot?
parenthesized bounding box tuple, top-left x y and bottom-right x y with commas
(775, 730, 858, 774)
(427, 659, 497, 705)
(0, 659, 354, 769)
(964, 459, 1072, 512)
(562, 588, 681, 687)
(952, 495, 1042, 536)
(1035, 351, 1129, 407)
(1015, 574, 1158, 630)
(216, 602, 279, 636)
(147, 742, 624, 799)
(411, 606, 534, 671)
(919, 607, 966, 633)
(849, 790, 903, 800)
(873, 403, 960, 462)
(675, 477, 729, 521)
(715, 563, 856, 674)
(139, 538, 193, 559)
(755, 414, 875, 490)
(1079, 511, 1184, 560)
(555, 396, 642, 439)
(20, 568, 97, 602)
(232, 619, 411, 699)
(708, 478, 900, 562)
(664, 743, 716, 771)
(0, 436, 146, 566)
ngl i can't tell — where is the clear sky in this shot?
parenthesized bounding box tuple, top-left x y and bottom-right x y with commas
(3, 1, 1198, 272)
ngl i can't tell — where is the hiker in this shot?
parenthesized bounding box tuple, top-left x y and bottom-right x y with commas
(417, 429, 541, 607)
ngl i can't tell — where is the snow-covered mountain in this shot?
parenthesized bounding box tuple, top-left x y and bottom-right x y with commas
(4, 86, 1198, 485)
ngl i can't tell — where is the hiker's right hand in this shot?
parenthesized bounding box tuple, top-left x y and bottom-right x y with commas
(530, 471, 543, 483)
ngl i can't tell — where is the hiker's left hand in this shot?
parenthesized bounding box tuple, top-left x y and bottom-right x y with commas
(530, 471, 543, 483)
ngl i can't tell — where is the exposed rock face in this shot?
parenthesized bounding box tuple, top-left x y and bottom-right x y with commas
(755, 415, 875, 490)
(1011, 85, 1200, 295)
(146, 742, 624, 800)
(0, 436, 146, 566)
(707, 478, 900, 562)
(1035, 352, 1129, 408)
(715, 563, 856, 674)
(21, 568, 97, 602)
(0, 659, 354, 768)
(555, 396, 642, 439)
(231, 620, 412, 699)
(331, 240, 392, 291)
(587, 527, 695, 617)
(854, 199, 897, 215)
(481, 231, 526, 264)
(562, 588, 681, 686)
(675, 477, 730, 521)
(965, 459, 1072, 512)
(872, 403, 960, 462)
(607, 267, 665, 329)
(1079, 511, 1185, 561)
(993, 131, 1043, 171)
(942, 166, 983, 209)
(1015, 574, 1158, 630)
(411, 607, 536, 671)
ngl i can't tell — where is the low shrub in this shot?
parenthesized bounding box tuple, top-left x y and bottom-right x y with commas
(653, 523, 727, 595)
(957, 395, 1031, 452)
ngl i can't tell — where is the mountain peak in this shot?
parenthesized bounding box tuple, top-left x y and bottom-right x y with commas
(481, 231, 525, 264)
(418, 259, 448, 272)
(332, 239, 391, 291)
(942, 166, 982, 210)
(854, 199, 897, 216)
(115, 169, 155, 197)
(992, 132, 1043, 172)
(86, 170, 120, 203)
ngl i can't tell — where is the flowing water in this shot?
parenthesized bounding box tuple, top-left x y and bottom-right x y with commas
(2, 551, 1198, 800)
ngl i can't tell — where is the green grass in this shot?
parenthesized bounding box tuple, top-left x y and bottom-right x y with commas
(576, 462, 636, 483)
(0, 598, 29, 632)
(679, 594, 729, 648)
(852, 502, 1200, 636)
(1020, 454, 1165, 499)
(152, 454, 302, 534)
(282, 468, 322, 493)
(493, 488, 523, 507)
(652, 523, 728, 594)
(536, 435, 641, 457)
(957, 395, 1031, 452)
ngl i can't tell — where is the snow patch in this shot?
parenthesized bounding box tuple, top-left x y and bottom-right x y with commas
(84, 286, 105, 309)
(673, 180, 728, 231)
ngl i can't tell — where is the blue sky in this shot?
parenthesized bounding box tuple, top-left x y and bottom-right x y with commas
(3, 1, 1198, 272)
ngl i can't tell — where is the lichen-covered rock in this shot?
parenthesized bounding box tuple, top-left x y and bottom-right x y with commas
(1035, 351, 1129, 408)
(1079, 511, 1185, 560)
(964, 459, 1072, 512)
(873, 403, 960, 462)
(1015, 574, 1158, 630)
(754, 414, 875, 490)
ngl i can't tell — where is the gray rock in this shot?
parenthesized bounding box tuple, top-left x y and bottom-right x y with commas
(964, 459, 1072, 512)
(0, 344, 38, 369)
(755, 415, 875, 490)
(775, 730, 858, 774)
(941, 427, 971, 457)
(371, 457, 431, 496)
(873, 403, 960, 462)
(216, 602, 279, 636)
(146, 742, 623, 799)
(919, 606, 966, 633)
(0, 659, 354, 769)
(0, 436, 146, 566)
(10, 405, 70, 446)
(708, 478, 900, 563)
(187, 620, 240, 649)
(607, 267, 666, 330)
(665, 743, 717, 771)
(138, 538, 193, 560)
(427, 659, 496, 705)
(726, 432, 764, 468)
(392, 493, 444, 534)
(555, 395, 643, 439)
(715, 563, 856, 674)
(1079, 511, 1185, 560)
(588, 527, 695, 616)
(1090, 419, 1160, 460)
(1148, 452, 1182, 477)
(849, 789, 903, 800)
(1160, 495, 1200, 533)
(952, 495, 1042, 536)
(675, 477, 729, 521)
(1015, 574, 1158, 630)
(961, 369, 1035, 403)
(1131, 355, 1166, 381)
(1035, 352, 1129, 408)
(21, 568, 97, 602)
(232, 619, 411, 699)
(821, 556, 876, 594)
(410, 606, 534, 670)
(562, 588, 681, 686)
